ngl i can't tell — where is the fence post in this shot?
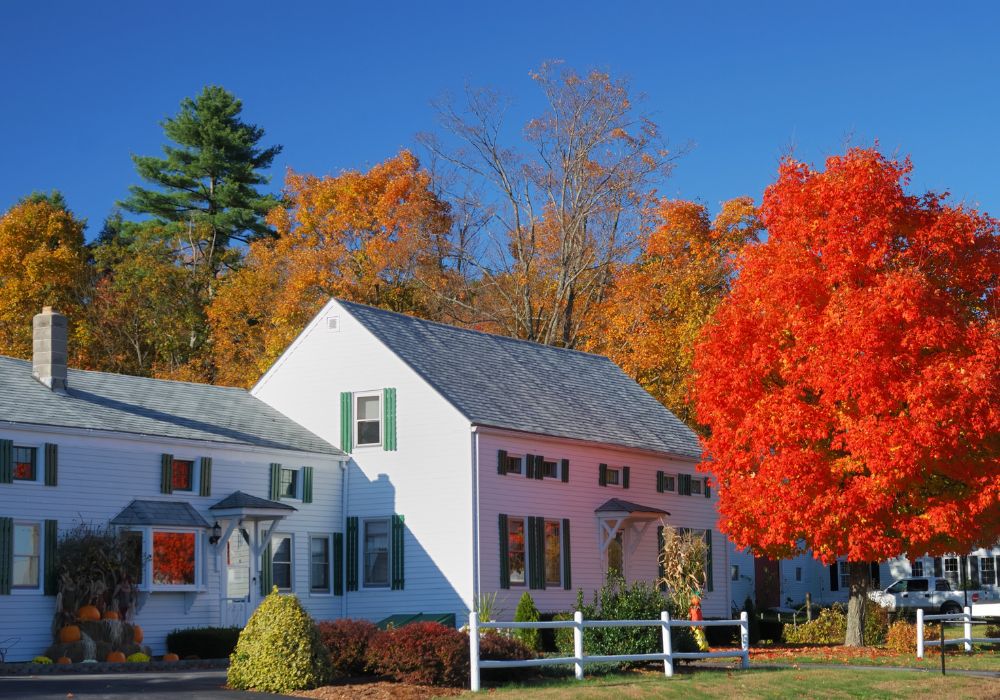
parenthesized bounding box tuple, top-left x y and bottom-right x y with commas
(469, 611, 480, 692)
(740, 611, 750, 669)
(805, 592, 812, 622)
(916, 608, 924, 659)
(963, 606, 972, 653)
(573, 610, 584, 681)
(661, 611, 673, 677)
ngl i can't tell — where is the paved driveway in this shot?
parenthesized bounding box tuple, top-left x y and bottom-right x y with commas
(0, 670, 291, 699)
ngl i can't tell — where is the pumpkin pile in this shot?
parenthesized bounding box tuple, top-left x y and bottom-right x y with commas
(45, 605, 151, 663)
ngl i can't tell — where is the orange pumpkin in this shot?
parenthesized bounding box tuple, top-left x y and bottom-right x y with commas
(102, 610, 120, 621)
(59, 625, 81, 643)
(77, 605, 101, 621)
(162, 653, 179, 662)
(131, 625, 143, 643)
(106, 651, 127, 663)
(56, 656, 72, 665)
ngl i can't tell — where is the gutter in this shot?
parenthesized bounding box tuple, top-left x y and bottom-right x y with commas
(341, 457, 349, 620)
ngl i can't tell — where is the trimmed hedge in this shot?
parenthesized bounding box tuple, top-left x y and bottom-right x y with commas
(317, 619, 379, 677)
(166, 627, 241, 659)
(366, 622, 468, 687)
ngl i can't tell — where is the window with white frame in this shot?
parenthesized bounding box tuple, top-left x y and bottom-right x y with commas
(541, 460, 559, 479)
(13, 446, 38, 481)
(505, 455, 523, 475)
(13, 522, 41, 589)
(981, 556, 996, 586)
(605, 468, 621, 486)
(663, 474, 676, 492)
(839, 562, 851, 590)
(911, 559, 924, 577)
(310, 535, 331, 593)
(152, 530, 198, 587)
(272, 534, 293, 590)
(279, 468, 299, 499)
(795, 566, 802, 582)
(363, 519, 390, 587)
(544, 519, 562, 587)
(355, 394, 381, 446)
(171, 459, 195, 492)
(689, 478, 703, 496)
(731, 564, 740, 581)
(943, 556, 960, 587)
(507, 517, 525, 586)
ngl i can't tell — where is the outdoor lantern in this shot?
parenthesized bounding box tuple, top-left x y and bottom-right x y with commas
(209, 521, 222, 545)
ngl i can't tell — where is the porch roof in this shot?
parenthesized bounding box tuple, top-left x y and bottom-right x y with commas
(594, 498, 670, 516)
(110, 500, 211, 528)
(209, 491, 296, 513)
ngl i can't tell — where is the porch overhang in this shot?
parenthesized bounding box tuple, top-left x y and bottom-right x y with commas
(207, 491, 296, 556)
(594, 498, 670, 555)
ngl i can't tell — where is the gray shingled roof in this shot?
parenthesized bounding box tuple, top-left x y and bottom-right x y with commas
(210, 491, 296, 511)
(339, 300, 702, 458)
(0, 356, 340, 455)
(110, 500, 211, 528)
(594, 498, 670, 515)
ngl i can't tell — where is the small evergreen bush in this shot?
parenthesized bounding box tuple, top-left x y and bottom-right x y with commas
(366, 621, 468, 687)
(317, 619, 379, 677)
(513, 592, 542, 651)
(166, 626, 241, 659)
(227, 588, 331, 692)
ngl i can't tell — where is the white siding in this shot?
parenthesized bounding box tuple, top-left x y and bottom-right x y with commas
(252, 299, 475, 623)
(476, 428, 730, 619)
(0, 425, 341, 661)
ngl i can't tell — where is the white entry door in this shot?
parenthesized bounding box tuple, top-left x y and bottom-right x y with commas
(223, 532, 252, 628)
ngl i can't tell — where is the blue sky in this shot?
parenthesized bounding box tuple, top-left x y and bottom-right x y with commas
(2, 1, 997, 237)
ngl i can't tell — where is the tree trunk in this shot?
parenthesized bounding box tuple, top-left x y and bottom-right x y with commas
(844, 561, 869, 646)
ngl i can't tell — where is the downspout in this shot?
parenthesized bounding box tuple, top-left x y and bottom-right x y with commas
(471, 427, 481, 616)
(341, 457, 349, 620)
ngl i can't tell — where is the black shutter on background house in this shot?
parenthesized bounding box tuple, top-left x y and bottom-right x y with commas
(829, 563, 839, 591)
(933, 557, 943, 578)
(704, 530, 714, 592)
(497, 449, 508, 475)
(599, 463, 608, 487)
(870, 562, 881, 588)
(656, 471, 664, 493)
(560, 459, 569, 483)
(526, 454, 535, 479)
(622, 466, 630, 489)
(534, 455, 544, 480)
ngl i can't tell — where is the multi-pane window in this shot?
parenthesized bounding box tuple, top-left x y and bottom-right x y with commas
(839, 562, 851, 590)
(731, 564, 740, 581)
(13, 522, 40, 589)
(943, 557, 960, 587)
(356, 394, 381, 446)
(13, 447, 36, 481)
(663, 474, 676, 492)
(690, 478, 703, 496)
(272, 535, 293, 590)
(605, 468, 620, 486)
(981, 557, 996, 586)
(279, 468, 298, 499)
(310, 536, 330, 593)
(544, 520, 562, 587)
(363, 519, 389, 587)
(505, 456, 523, 475)
(541, 461, 559, 479)
(172, 459, 194, 491)
(507, 517, 525, 586)
(912, 559, 924, 577)
(152, 531, 196, 585)
(795, 566, 802, 582)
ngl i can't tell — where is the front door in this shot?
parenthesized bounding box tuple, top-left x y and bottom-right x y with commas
(755, 556, 781, 609)
(607, 531, 624, 579)
(223, 532, 252, 627)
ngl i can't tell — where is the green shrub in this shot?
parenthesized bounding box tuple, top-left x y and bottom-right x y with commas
(126, 652, 150, 663)
(479, 632, 536, 683)
(513, 592, 542, 651)
(366, 622, 468, 687)
(166, 626, 241, 659)
(317, 619, 378, 677)
(32, 656, 53, 664)
(784, 602, 887, 645)
(227, 588, 330, 692)
(986, 624, 1000, 641)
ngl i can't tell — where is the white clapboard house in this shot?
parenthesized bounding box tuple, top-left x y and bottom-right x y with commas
(252, 299, 727, 624)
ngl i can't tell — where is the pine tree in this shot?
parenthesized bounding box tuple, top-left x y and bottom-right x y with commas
(121, 85, 282, 273)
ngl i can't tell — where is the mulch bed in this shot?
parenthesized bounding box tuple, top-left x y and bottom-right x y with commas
(291, 676, 462, 700)
(0, 658, 229, 675)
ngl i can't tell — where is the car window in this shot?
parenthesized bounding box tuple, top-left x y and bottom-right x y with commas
(908, 579, 929, 592)
(887, 581, 907, 593)
(935, 579, 952, 591)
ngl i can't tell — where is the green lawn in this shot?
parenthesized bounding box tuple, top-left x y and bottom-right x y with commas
(468, 667, 1000, 699)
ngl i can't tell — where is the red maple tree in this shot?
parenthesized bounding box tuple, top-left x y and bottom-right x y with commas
(693, 148, 999, 644)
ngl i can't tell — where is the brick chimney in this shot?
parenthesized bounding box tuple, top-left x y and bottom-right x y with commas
(32, 307, 68, 392)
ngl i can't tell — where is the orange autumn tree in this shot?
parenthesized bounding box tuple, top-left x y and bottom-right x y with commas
(693, 148, 1000, 646)
(587, 197, 762, 426)
(207, 151, 452, 387)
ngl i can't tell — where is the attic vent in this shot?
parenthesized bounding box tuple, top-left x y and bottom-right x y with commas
(327, 316, 340, 331)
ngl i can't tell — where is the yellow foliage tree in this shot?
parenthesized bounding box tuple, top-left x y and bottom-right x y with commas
(207, 151, 452, 387)
(584, 197, 762, 426)
(0, 196, 89, 359)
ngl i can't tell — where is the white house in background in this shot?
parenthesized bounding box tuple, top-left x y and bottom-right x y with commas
(0, 308, 345, 661)
(252, 298, 729, 621)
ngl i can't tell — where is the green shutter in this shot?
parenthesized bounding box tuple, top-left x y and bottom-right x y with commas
(679, 473, 691, 496)
(302, 466, 314, 504)
(599, 463, 607, 487)
(391, 514, 405, 590)
(160, 454, 174, 494)
(260, 541, 273, 596)
(269, 463, 281, 500)
(44, 519, 58, 595)
(333, 532, 344, 596)
(526, 517, 539, 589)
(535, 517, 547, 590)
(0, 439, 12, 484)
(534, 455, 544, 480)
(44, 443, 58, 487)
(560, 459, 569, 483)
(340, 392, 353, 452)
(0, 517, 12, 595)
(657, 525, 666, 591)
(562, 518, 571, 590)
(705, 529, 714, 592)
(704, 478, 711, 498)
(346, 517, 359, 591)
(525, 454, 535, 479)
(622, 466, 630, 489)
(199, 457, 212, 497)
(497, 450, 508, 476)
(656, 471, 664, 493)
(383, 388, 397, 451)
(498, 514, 510, 589)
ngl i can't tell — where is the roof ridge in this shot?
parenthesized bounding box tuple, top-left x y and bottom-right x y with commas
(337, 299, 616, 362)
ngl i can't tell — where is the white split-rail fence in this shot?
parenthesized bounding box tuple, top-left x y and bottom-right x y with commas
(916, 607, 998, 658)
(468, 610, 750, 692)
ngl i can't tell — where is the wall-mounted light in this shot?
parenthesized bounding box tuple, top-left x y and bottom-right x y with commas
(209, 521, 222, 545)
